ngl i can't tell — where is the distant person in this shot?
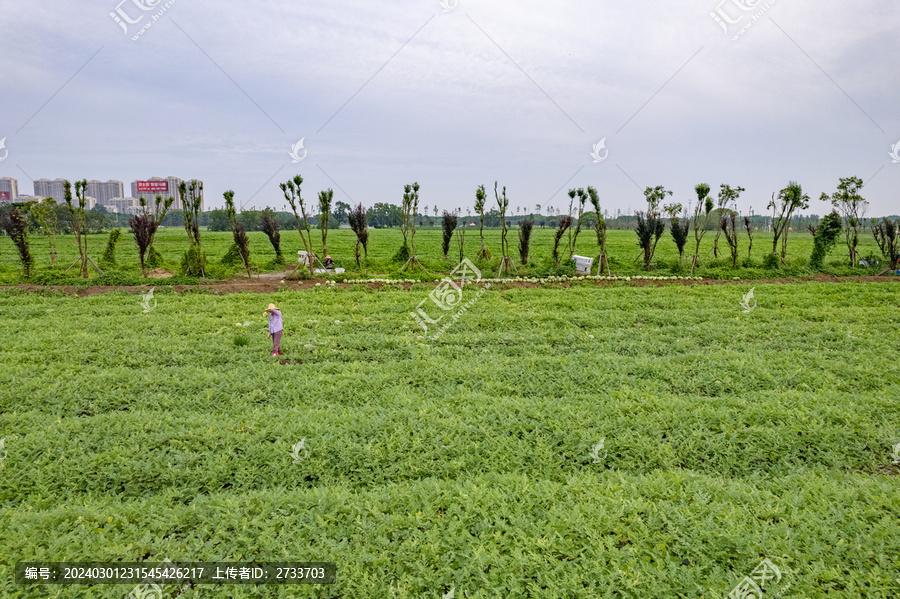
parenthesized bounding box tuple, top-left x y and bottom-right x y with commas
(264, 303, 283, 356)
(324, 255, 335, 271)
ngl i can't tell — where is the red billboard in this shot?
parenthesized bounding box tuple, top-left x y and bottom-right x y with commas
(136, 181, 169, 193)
(0, 192, 10, 201)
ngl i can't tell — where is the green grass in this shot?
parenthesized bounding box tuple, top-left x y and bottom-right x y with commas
(0, 281, 898, 597)
(0, 225, 890, 285)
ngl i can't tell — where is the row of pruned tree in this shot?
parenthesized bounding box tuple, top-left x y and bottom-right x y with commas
(2, 175, 897, 278)
(623, 177, 885, 272)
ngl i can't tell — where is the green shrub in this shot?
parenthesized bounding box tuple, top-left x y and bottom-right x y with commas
(99, 228, 122, 269)
(285, 266, 313, 281)
(391, 243, 410, 264)
(809, 211, 844, 269)
(219, 242, 243, 266)
(181, 245, 207, 276)
(146, 246, 166, 268)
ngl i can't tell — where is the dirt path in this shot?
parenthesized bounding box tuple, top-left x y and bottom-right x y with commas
(2, 274, 895, 297)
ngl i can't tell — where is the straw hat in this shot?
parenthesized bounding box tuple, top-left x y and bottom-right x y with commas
(264, 303, 278, 313)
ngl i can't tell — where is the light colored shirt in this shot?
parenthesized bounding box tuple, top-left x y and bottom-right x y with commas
(268, 309, 283, 334)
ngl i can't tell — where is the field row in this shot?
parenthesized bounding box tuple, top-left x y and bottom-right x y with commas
(1, 282, 898, 597)
(0, 226, 890, 283)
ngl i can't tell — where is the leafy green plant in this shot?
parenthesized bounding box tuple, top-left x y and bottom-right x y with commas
(224, 190, 251, 278)
(635, 186, 671, 271)
(100, 228, 122, 269)
(474, 184, 490, 260)
(178, 179, 206, 277)
(400, 182, 424, 271)
(219, 242, 243, 266)
(63, 179, 93, 278)
(871, 217, 900, 272)
(127, 193, 174, 276)
(768, 181, 810, 264)
(587, 186, 610, 274)
(495, 182, 515, 276)
(398, 184, 413, 259)
(440, 210, 457, 258)
(566, 188, 587, 258)
(712, 184, 744, 258)
(719, 211, 739, 268)
(348, 203, 369, 267)
(665, 203, 690, 263)
(261, 209, 283, 265)
(29, 198, 59, 265)
(146, 245, 166, 268)
(318, 188, 334, 256)
(552, 216, 572, 266)
(455, 222, 465, 264)
(690, 183, 714, 274)
(821, 176, 868, 266)
(809, 211, 844, 269)
(280, 175, 316, 274)
(518, 217, 533, 265)
(1, 282, 899, 598)
(0, 208, 34, 276)
(743, 215, 754, 259)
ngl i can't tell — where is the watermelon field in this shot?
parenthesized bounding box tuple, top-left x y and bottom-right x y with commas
(1, 278, 898, 598)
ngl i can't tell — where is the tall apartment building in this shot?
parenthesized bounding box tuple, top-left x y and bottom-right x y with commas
(0, 177, 18, 202)
(130, 176, 203, 210)
(33, 178, 68, 201)
(86, 180, 125, 204)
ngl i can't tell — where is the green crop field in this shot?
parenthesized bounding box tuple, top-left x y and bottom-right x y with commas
(1, 280, 898, 598)
(0, 224, 890, 286)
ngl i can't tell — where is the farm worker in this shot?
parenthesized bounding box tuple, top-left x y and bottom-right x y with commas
(324, 255, 335, 271)
(264, 303, 283, 356)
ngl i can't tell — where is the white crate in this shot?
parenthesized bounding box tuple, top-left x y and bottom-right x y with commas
(572, 255, 593, 274)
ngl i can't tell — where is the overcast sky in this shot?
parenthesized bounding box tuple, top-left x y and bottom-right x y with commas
(1, 0, 898, 216)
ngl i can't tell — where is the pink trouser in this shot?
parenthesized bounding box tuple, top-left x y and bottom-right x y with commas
(272, 330, 282, 353)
